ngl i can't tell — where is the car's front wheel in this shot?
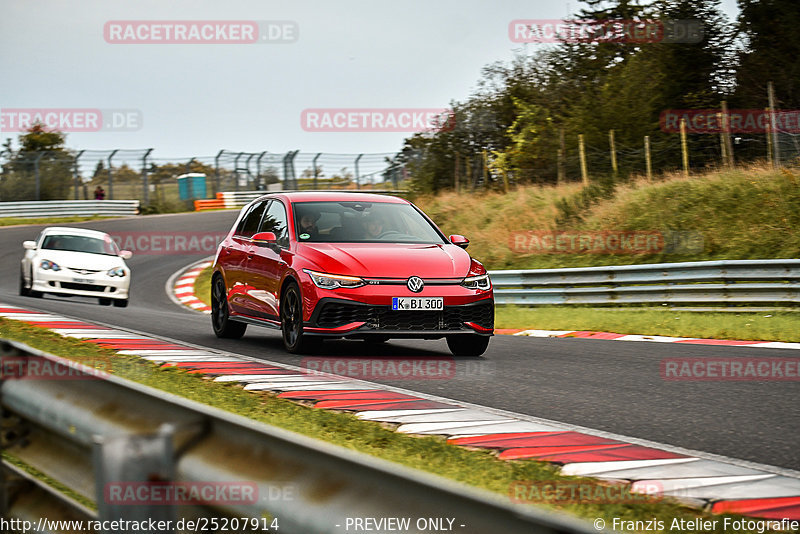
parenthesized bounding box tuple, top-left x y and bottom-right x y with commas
(211, 275, 247, 339)
(21, 268, 42, 298)
(113, 298, 129, 308)
(446, 334, 490, 357)
(19, 269, 29, 297)
(280, 282, 319, 354)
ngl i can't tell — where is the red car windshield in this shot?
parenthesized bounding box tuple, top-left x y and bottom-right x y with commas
(293, 201, 446, 244)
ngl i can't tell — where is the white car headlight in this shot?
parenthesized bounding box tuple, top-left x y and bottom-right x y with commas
(40, 260, 61, 271)
(304, 269, 365, 289)
(461, 274, 491, 290)
(107, 267, 126, 277)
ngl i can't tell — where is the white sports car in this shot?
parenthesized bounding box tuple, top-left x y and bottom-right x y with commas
(20, 227, 133, 307)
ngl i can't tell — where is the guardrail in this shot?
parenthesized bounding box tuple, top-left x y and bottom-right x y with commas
(0, 339, 594, 534)
(0, 200, 140, 218)
(489, 259, 800, 305)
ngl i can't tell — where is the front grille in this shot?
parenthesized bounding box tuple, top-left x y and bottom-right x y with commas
(316, 300, 494, 331)
(68, 268, 101, 275)
(61, 282, 106, 292)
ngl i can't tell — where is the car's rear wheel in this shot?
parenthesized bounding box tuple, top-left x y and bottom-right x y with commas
(446, 334, 490, 357)
(113, 298, 129, 308)
(281, 282, 319, 354)
(211, 275, 246, 339)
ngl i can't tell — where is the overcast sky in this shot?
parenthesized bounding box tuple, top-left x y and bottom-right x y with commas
(1, 0, 739, 161)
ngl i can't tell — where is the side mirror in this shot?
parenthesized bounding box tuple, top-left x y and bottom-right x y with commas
(251, 232, 278, 245)
(23, 241, 37, 250)
(119, 250, 133, 260)
(449, 234, 469, 249)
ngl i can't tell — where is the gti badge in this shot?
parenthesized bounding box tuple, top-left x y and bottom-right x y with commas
(407, 276, 424, 293)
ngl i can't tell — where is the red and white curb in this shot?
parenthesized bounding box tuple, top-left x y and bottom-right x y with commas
(1, 302, 799, 521)
(495, 329, 800, 350)
(168, 259, 213, 314)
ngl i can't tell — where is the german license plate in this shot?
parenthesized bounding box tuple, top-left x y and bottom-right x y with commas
(73, 278, 92, 284)
(391, 297, 443, 311)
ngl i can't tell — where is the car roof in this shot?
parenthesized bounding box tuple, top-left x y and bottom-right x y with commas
(40, 226, 110, 239)
(256, 191, 409, 204)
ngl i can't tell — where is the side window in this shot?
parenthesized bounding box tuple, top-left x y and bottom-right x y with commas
(259, 200, 288, 248)
(235, 201, 268, 238)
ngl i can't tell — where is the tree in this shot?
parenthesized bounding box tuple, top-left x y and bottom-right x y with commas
(0, 123, 74, 201)
(734, 0, 800, 108)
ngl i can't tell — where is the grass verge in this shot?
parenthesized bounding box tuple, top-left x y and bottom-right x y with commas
(0, 215, 114, 227)
(194, 265, 213, 307)
(496, 306, 800, 342)
(0, 317, 771, 531)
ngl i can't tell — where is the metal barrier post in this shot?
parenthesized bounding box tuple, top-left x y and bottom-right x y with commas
(108, 149, 119, 200)
(93, 425, 177, 530)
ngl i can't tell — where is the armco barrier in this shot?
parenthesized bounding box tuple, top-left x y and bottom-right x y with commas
(0, 200, 139, 218)
(0, 339, 596, 534)
(489, 259, 800, 305)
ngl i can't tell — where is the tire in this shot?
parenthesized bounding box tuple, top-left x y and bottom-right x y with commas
(19, 269, 29, 297)
(280, 282, 319, 354)
(113, 299, 129, 308)
(211, 275, 246, 339)
(98, 298, 112, 306)
(446, 335, 490, 357)
(24, 268, 42, 298)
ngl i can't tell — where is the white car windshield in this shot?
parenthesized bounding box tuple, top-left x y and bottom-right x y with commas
(293, 201, 446, 244)
(41, 234, 119, 256)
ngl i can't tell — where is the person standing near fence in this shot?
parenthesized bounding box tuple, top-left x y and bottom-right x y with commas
(94, 186, 106, 200)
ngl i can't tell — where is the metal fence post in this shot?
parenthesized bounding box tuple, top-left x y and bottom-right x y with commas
(312, 152, 321, 189)
(233, 152, 243, 192)
(73, 150, 85, 200)
(142, 148, 153, 206)
(354, 154, 363, 189)
(214, 150, 224, 194)
(256, 151, 267, 190)
(107, 149, 118, 200)
(93, 424, 177, 530)
(33, 152, 44, 201)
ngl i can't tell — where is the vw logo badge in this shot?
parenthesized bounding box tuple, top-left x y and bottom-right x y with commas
(407, 276, 424, 293)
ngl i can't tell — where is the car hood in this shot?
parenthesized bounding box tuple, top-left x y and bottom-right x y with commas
(298, 243, 471, 279)
(34, 249, 127, 270)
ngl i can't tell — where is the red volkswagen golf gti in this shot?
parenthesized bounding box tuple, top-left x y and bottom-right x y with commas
(211, 192, 493, 355)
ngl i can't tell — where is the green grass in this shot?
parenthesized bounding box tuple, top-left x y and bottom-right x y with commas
(0, 317, 774, 532)
(496, 307, 800, 342)
(194, 265, 213, 307)
(0, 215, 115, 227)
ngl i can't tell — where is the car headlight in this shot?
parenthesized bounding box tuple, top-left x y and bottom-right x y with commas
(304, 269, 365, 289)
(461, 274, 491, 290)
(107, 267, 126, 277)
(40, 260, 61, 271)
